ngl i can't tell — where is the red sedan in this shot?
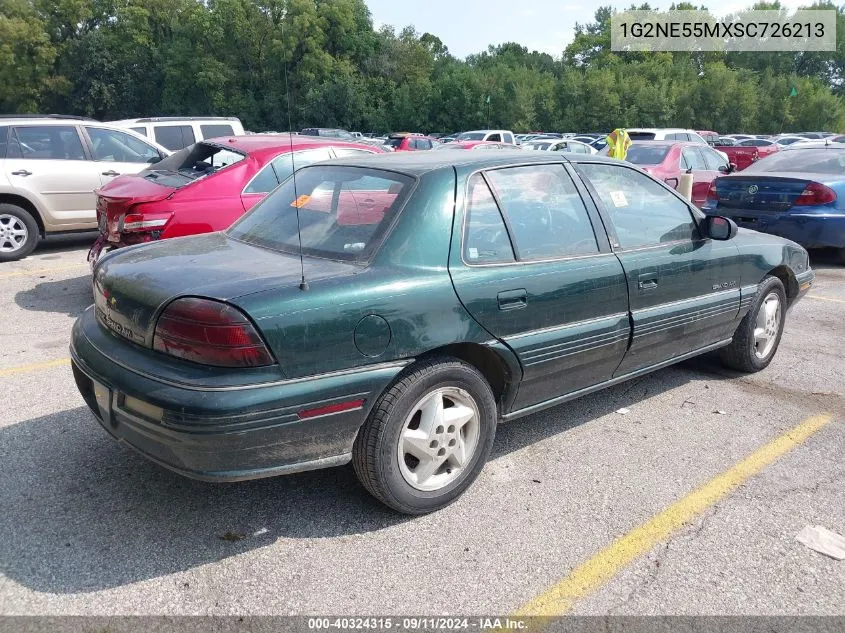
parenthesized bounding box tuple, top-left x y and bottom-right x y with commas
(89, 135, 381, 264)
(618, 141, 733, 207)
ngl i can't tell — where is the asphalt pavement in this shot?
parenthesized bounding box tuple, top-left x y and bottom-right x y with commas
(1, 238, 843, 615)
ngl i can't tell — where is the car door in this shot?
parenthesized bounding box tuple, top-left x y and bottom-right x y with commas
(4, 125, 101, 230)
(448, 163, 630, 412)
(82, 126, 165, 186)
(575, 162, 741, 376)
(680, 146, 714, 207)
(240, 148, 333, 211)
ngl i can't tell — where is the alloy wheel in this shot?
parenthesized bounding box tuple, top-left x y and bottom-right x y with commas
(0, 214, 28, 253)
(753, 292, 781, 359)
(397, 386, 481, 492)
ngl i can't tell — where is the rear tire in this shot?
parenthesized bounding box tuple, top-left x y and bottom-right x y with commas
(0, 204, 39, 262)
(719, 276, 786, 373)
(352, 357, 497, 514)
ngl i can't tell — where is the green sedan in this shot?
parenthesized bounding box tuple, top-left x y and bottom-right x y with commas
(71, 152, 814, 514)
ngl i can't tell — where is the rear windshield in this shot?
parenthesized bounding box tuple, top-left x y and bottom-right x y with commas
(457, 132, 486, 141)
(139, 142, 245, 187)
(624, 145, 672, 165)
(227, 166, 414, 262)
(627, 132, 657, 140)
(744, 148, 845, 174)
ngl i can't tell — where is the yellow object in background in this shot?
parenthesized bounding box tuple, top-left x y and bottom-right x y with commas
(606, 128, 632, 160)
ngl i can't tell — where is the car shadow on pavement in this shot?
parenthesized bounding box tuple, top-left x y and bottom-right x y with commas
(1, 362, 708, 594)
(14, 274, 92, 318)
(31, 232, 98, 259)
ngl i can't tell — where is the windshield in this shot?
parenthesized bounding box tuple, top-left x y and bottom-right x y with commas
(457, 132, 486, 140)
(624, 145, 671, 165)
(744, 148, 845, 174)
(228, 166, 414, 262)
(140, 142, 245, 187)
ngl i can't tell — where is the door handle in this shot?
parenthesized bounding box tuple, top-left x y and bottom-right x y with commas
(638, 274, 658, 290)
(497, 289, 528, 311)
(11, 169, 32, 177)
(101, 170, 120, 177)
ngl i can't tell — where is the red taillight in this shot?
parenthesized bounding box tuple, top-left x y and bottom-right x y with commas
(153, 298, 275, 367)
(121, 212, 172, 233)
(794, 182, 837, 206)
(707, 180, 719, 201)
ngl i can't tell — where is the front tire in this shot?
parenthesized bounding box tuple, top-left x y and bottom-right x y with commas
(719, 276, 787, 373)
(0, 204, 39, 262)
(352, 357, 497, 514)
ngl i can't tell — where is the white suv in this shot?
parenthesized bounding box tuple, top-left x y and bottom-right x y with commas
(0, 115, 169, 261)
(108, 116, 245, 151)
(455, 129, 516, 144)
(626, 128, 709, 144)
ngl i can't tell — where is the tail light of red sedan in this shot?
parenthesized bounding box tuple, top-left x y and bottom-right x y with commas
(794, 182, 837, 206)
(119, 211, 173, 243)
(153, 298, 276, 368)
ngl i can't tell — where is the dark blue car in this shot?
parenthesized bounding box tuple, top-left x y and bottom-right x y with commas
(703, 144, 845, 262)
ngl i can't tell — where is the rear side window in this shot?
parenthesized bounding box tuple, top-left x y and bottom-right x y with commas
(8, 126, 86, 160)
(702, 148, 726, 171)
(487, 133, 502, 142)
(463, 174, 515, 264)
(504, 133, 514, 144)
(579, 163, 698, 248)
(200, 124, 235, 139)
(485, 164, 599, 260)
(129, 126, 147, 137)
(228, 166, 414, 262)
(681, 148, 707, 170)
(154, 125, 196, 151)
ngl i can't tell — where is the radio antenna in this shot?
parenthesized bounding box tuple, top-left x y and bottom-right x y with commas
(282, 18, 308, 291)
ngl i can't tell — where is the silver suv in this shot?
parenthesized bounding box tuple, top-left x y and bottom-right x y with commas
(0, 115, 169, 261)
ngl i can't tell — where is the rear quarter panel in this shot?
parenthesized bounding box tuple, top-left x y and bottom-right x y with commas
(231, 169, 497, 378)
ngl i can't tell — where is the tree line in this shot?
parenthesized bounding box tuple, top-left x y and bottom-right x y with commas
(1, 0, 844, 134)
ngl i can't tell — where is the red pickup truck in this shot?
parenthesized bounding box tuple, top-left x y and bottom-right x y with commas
(713, 140, 779, 171)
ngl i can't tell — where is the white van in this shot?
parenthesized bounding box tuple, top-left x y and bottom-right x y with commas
(107, 117, 245, 151)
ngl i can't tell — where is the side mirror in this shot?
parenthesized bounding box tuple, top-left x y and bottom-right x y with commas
(718, 163, 735, 173)
(705, 215, 738, 240)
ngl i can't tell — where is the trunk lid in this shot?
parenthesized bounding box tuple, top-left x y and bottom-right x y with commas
(92, 232, 359, 347)
(712, 173, 812, 213)
(96, 176, 175, 241)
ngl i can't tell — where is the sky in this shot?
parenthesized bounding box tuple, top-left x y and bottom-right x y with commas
(366, 0, 811, 59)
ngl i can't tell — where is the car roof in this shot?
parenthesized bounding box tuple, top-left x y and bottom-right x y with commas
(0, 116, 99, 125)
(201, 133, 375, 155)
(108, 117, 241, 124)
(324, 149, 619, 177)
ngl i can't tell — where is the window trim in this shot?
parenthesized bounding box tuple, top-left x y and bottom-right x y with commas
(572, 161, 704, 253)
(458, 161, 608, 268)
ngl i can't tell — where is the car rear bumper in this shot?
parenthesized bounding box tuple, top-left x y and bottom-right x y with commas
(705, 208, 845, 249)
(70, 307, 409, 481)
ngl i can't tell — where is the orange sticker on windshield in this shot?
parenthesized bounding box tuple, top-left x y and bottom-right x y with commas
(291, 194, 311, 208)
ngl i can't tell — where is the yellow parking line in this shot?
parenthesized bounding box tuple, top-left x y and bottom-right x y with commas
(0, 358, 71, 377)
(807, 294, 845, 305)
(514, 413, 833, 618)
(0, 264, 88, 279)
